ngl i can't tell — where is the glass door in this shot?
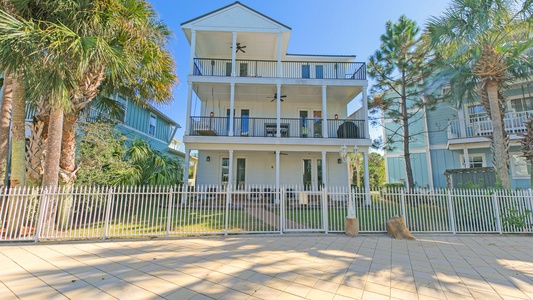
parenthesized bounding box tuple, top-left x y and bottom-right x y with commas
(313, 110, 322, 138)
(303, 159, 312, 190)
(300, 111, 309, 138)
(302, 158, 323, 190)
(221, 158, 229, 186)
(236, 158, 246, 188)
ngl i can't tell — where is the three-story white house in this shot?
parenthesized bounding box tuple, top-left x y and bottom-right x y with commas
(181, 2, 371, 192)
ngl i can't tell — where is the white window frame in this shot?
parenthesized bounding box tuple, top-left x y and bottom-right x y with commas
(149, 113, 157, 136)
(510, 152, 530, 179)
(460, 153, 486, 168)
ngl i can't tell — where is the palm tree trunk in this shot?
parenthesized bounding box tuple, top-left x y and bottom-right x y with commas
(59, 112, 78, 184)
(487, 80, 511, 189)
(0, 73, 13, 186)
(42, 105, 64, 187)
(10, 77, 25, 186)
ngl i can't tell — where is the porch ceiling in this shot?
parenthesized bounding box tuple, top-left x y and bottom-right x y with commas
(194, 31, 282, 60)
(192, 83, 362, 105)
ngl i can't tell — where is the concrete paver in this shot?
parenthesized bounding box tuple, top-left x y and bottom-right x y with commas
(0, 235, 532, 299)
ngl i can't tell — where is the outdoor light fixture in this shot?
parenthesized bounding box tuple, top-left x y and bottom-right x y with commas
(338, 158, 342, 164)
(206, 156, 211, 162)
(339, 145, 359, 164)
(334, 114, 338, 119)
(210, 111, 214, 117)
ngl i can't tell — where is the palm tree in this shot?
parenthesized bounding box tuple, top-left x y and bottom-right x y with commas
(0, 0, 175, 187)
(427, 0, 533, 189)
(0, 73, 12, 186)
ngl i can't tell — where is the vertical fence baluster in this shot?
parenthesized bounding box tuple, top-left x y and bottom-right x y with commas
(103, 188, 114, 240)
(166, 188, 173, 238)
(493, 190, 502, 234)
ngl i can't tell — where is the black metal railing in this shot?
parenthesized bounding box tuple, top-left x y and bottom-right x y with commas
(189, 116, 365, 139)
(193, 58, 366, 80)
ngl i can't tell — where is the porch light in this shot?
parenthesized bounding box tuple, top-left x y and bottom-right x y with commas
(210, 111, 214, 117)
(206, 156, 211, 162)
(338, 158, 342, 164)
(334, 114, 338, 119)
(339, 145, 358, 163)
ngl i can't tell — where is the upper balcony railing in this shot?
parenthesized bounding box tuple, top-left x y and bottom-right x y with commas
(193, 58, 366, 80)
(189, 116, 365, 139)
(448, 110, 533, 139)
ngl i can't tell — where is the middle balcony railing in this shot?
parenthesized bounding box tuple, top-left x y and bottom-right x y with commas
(189, 116, 365, 139)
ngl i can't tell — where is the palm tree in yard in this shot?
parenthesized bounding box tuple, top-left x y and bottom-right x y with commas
(427, 0, 533, 189)
(0, 0, 175, 187)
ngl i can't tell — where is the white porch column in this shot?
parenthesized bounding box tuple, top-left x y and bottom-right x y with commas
(322, 85, 328, 138)
(275, 150, 280, 204)
(229, 83, 235, 136)
(183, 149, 191, 186)
(188, 30, 196, 75)
(185, 82, 193, 136)
(321, 151, 327, 186)
(277, 32, 282, 77)
(363, 150, 371, 205)
(458, 108, 467, 137)
(463, 148, 470, 168)
(231, 32, 237, 77)
(362, 87, 369, 139)
(276, 84, 281, 137)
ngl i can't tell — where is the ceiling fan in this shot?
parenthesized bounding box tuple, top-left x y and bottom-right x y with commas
(231, 43, 246, 53)
(268, 93, 287, 102)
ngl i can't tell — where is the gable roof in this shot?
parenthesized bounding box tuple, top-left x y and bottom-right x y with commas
(181, 1, 291, 30)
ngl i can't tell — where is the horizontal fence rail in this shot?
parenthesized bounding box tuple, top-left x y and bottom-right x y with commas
(1, 186, 532, 242)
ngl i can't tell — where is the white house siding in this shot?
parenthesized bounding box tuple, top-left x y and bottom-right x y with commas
(196, 150, 349, 186)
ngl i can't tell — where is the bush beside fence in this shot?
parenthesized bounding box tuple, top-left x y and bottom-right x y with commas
(1, 185, 532, 242)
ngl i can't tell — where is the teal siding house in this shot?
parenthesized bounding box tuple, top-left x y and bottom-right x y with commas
(110, 97, 181, 161)
(384, 82, 532, 188)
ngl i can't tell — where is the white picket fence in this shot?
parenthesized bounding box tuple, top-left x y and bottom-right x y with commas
(1, 185, 532, 242)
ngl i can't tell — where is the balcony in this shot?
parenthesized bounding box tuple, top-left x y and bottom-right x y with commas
(193, 58, 366, 80)
(448, 110, 533, 139)
(189, 116, 365, 139)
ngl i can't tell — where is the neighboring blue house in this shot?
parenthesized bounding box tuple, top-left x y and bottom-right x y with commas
(105, 96, 182, 161)
(383, 81, 532, 189)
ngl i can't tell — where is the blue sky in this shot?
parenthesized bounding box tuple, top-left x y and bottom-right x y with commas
(148, 0, 451, 142)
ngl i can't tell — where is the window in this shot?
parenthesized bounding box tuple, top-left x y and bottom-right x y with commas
(221, 158, 229, 185)
(149, 114, 157, 136)
(467, 105, 488, 123)
(511, 153, 530, 178)
(302, 65, 310, 78)
(510, 96, 533, 113)
(461, 153, 485, 168)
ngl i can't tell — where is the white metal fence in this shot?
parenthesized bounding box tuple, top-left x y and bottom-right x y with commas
(1, 185, 532, 242)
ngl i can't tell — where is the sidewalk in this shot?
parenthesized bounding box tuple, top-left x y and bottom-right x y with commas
(0, 235, 532, 299)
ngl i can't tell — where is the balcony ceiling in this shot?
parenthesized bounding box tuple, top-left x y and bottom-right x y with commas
(192, 83, 362, 105)
(195, 31, 286, 61)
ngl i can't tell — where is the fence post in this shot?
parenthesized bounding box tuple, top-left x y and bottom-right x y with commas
(34, 188, 49, 243)
(280, 187, 285, 234)
(225, 185, 230, 235)
(102, 188, 114, 240)
(400, 188, 406, 218)
(492, 190, 502, 234)
(447, 189, 456, 234)
(322, 186, 328, 234)
(166, 188, 173, 238)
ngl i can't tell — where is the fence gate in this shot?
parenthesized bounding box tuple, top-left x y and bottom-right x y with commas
(282, 188, 327, 232)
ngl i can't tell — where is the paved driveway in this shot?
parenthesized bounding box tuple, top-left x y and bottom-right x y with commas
(0, 235, 532, 299)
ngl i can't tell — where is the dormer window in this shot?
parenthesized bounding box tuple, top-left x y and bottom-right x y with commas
(149, 114, 157, 136)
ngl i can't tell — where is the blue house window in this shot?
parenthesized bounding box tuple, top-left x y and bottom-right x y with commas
(316, 65, 323, 79)
(149, 114, 157, 136)
(302, 65, 310, 78)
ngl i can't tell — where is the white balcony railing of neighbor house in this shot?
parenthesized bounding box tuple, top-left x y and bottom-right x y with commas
(189, 116, 365, 139)
(193, 58, 367, 80)
(24, 104, 123, 124)
(448, 110, 533, 139)
(2, 185, 532, 242)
